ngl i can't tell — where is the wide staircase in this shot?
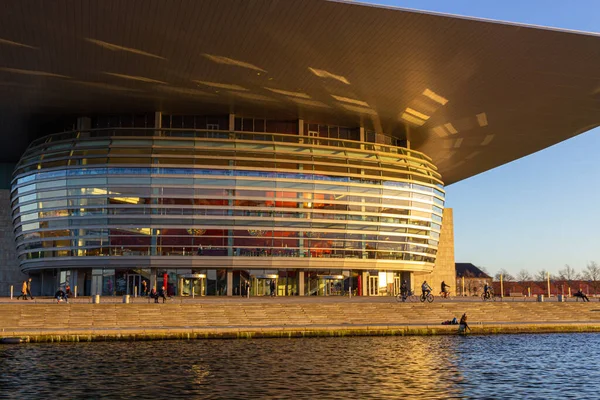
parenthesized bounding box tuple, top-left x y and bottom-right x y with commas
(2, 301, 600, 333)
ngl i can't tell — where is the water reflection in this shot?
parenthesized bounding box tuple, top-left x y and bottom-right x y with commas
(1, 334, 599, 399)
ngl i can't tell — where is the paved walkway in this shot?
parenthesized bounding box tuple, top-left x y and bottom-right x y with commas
(2, 297, 600, 342)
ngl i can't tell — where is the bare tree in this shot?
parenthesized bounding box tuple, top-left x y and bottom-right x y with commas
(535, 269, 548, 282)
(494, 269, 515, 282)
(582, 261, 600, 294)
(558, 264, 580, 282)
(516, 269, 532, 283)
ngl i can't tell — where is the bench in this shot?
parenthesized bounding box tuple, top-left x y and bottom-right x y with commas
(509, 292, 524, 297)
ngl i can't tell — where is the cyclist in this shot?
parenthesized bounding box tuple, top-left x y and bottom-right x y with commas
(483, 283, 491, 299)
(400, 280, 409, 300)
(422, 280, 432, 299)
(441, 281, 450, 297)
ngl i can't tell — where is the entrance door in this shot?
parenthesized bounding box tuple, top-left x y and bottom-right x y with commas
(127, 274, 142, 296)
(367, 276, 379, 296)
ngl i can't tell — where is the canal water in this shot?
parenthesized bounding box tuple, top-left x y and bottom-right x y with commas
(0, 333, 597, 399)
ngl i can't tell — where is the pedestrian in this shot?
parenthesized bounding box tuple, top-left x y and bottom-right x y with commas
(150, 287, 158, 303)
(141, 280, 147, 296)
(270, 280, 276, 297)
(26, 278, 34, 300)
(16, 280, 28, 300)
(55, 288, 68, 303)
(245, 280, 250, 298)
(574, 288, 590, 302)
(458, 313, 471, 334)
(158, 286, 167, 303)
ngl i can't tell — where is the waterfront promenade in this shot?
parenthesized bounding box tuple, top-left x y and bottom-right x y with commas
(2, 296, 600, 342)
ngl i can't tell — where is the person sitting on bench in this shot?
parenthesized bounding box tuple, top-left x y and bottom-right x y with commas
(574, 288, 590, 302)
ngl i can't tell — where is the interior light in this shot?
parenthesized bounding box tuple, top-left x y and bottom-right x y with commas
(0, 67, 68, 78)
(401, 112, 426, 126)
(422, 88, 448, 105)
(405, 107, 430, 120)
(432, 126, 448, 137)
(85, 38, 165, 60)
(444, 123, 458, 134)
(453, 138, 463, 148)
(476, 112, 489, 127)
(203, 54, 266, 72)
(0, 38, 37, 49)
(481, 134, 495, 146)
(308, 67, 350, 85)
(331, 95, 369, 107)
(104, 72, 165, 84)
(264, 87, 311, 99)
(194, 81, 248, 91)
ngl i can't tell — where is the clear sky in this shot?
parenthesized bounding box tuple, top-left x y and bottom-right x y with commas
(358, 0, 600, 277)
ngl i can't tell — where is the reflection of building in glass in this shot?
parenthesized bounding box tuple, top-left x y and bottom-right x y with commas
(12, 118, 444, 296)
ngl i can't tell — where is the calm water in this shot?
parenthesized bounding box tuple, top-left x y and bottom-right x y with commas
(0, 334, 597, 399)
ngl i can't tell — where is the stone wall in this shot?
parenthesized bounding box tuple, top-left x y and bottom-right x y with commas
(418, 207, 456, 296)
(0, 189, 25, 295)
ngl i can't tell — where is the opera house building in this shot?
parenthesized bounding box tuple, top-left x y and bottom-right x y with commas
(0, 0, 598, 297)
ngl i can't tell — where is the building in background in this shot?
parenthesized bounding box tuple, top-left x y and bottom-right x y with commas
(1, 0, 599, 296)
(455, 263, 493, 297)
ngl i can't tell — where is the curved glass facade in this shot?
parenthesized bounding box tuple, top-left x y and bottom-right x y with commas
(11, 128, 444, 277)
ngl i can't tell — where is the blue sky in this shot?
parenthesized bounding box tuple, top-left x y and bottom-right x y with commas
(358, 0, 600, 276)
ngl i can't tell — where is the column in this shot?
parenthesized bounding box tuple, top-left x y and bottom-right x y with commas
(362, 271, 368, 296)
(229, 113, 235, 131)
(299, 270, 305, 296)
(226, 270, 233, 296)
(154, 111, 162, 133)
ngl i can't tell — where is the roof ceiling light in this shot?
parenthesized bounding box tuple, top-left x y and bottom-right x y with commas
(264, 87, 311, 98)
(453, 138, 464, 148)
(194, 81, 248, 91)
(85, 38, 166, 60)
(432, 126, 449, 137)
(331, 94, 369, 107)
(0, 38, 38, 49)
(444, 123, 458, 134)
(71, 81, 140, 92)
(230, 91, 276, 102)
(103, 72, 166, 84)
(341, 103, 377, 115)
(401, 112, 426, 126)
(405, 107, 430, 121)
(308, 67, 350, 85)
(158, 86, 215, 96)
(481, 134, 495, 146)
(0, 67, 68, 78)
(422, 88, 449, 105)
(289, 98, 330, 108)
(476, 112, 489, 127)
(203, 54, 266, 72)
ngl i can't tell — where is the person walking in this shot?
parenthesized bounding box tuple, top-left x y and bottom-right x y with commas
(270, 280, 276, 297)
(26, 278, 34, 300)
(16, 280, 28, 300)
(141, 280, 147, 296)
(245, 280, 251, 299)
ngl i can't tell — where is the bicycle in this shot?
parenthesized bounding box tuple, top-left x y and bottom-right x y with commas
(395, 290, 419, 302)
(481, 291, 496, 301)
(420, 291, 434, 303)
(439, 291, 451, 299)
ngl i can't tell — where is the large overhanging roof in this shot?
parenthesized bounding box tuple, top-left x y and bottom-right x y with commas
(0, 0, 598, 184)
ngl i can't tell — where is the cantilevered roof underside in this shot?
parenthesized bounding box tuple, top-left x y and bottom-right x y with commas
(0, 0, 599, 184)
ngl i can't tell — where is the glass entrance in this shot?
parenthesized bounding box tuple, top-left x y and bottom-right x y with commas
(127, 274, 142, 296)
(367, 275, 379, 296)
(177, 274, 206, 297)
(318, 275, 345, 296)
(252, 275, 277, 296)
